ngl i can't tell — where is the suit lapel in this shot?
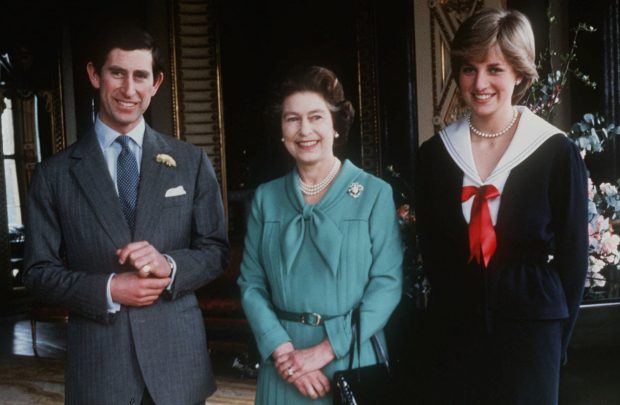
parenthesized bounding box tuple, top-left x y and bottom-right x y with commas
(133, 126, 174, 242)
(70, 131, 132, 248)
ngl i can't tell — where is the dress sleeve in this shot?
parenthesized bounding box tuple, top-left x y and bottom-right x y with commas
(324, 182, 403, 358)
(237, 188, 291, 361)
(551, 140, 589, 360)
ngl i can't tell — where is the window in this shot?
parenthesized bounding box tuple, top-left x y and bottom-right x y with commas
(2, 98, 22, 229)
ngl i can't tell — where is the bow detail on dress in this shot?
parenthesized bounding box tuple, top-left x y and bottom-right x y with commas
(281, 204, 343, 276)
(462, 185, 500, 267)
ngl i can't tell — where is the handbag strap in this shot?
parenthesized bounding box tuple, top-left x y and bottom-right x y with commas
(346, 307, 390, 373)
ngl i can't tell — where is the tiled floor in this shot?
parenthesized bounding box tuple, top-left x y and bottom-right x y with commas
(0, 314, 258, 405)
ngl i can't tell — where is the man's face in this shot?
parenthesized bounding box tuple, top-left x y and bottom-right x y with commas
(87, 48, 163, 134)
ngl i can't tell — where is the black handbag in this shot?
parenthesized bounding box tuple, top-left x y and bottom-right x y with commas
(333, 308, 392, 405)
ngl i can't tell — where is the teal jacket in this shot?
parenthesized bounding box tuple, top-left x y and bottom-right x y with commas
(239, 160, 403, 367)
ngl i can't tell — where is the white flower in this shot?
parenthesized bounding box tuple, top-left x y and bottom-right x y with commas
(589, 256, 606, 273)
(599, 182, 618, 197)
(586, 257, 607, 288)
(600, 231, 620, 258)
(155, 153, 176, 167)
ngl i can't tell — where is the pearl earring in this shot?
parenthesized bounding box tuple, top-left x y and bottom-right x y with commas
(335, 132, 340, 139)
(516, 80, 522, 86)
(281, 138, 285, 142)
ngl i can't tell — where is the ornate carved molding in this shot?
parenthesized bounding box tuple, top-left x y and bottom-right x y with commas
(356, 0, 381, 176)
(41, 61, 67, 156)
(428, 0, 482, 131)
(170, 0, 227, 210)
(38, 54, 67, 188)
(16, 96, 37, 186)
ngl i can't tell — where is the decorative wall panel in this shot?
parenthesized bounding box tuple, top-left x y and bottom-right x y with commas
(356, 0, 381, 176)
(170, 0, 227, 204)
(428, 0, 482, 132)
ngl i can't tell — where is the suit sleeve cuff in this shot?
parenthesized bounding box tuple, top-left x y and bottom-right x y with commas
(163, 254, 177, 290)
(106, 274, 121, 313)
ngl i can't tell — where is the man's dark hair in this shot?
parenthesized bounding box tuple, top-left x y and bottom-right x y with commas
(90, 23, 164, 77)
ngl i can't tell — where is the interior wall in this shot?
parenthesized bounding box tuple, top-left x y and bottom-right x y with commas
(413, 0, 507, 145)
(413, 1, 433, 145)
(67, 0, 164, 137)
(146, 0, 175, 137)
(374, 0, 418, 184)
(218, 0, 359, 193)
(0, 1, 66, 302)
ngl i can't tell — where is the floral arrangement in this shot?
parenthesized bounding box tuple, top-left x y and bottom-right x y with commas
(566, 116, 620, 298)
(586, 179, 620, 294)
(386, 165, 429, 310)
(569, 114, 620, 157)
(522, 17, 597, 121)
(522, 9, 620, 300)
(384, 166, 427, 370)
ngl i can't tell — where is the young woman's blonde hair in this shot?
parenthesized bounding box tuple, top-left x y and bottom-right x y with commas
(451, 8, 539, 103)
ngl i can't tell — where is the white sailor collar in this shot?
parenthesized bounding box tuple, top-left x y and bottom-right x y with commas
(439, 106, 564, 185)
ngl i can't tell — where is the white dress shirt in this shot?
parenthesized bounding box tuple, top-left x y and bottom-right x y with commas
(94, 116, 177, 312)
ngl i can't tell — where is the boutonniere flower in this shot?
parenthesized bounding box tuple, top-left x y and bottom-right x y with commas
(155, 153, 176, 167)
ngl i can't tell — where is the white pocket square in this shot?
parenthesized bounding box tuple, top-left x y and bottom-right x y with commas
(165, 186, 186, 197)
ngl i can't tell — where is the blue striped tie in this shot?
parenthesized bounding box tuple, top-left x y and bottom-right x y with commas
(116, 135, 139, 232)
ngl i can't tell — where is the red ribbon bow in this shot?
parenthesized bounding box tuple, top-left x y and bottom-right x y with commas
(461, 185, 500, 267)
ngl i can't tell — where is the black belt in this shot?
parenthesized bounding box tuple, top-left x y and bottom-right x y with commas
(275, 308, 337, 326)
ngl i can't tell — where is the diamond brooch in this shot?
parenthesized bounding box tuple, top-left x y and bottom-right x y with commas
(347, 182, 364, 198)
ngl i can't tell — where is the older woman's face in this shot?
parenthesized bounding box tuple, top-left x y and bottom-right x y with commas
(458, 45, 522, 120)
(281, 91, 336, 167)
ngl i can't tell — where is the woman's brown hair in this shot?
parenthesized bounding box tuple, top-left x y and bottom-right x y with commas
(451, 8, 539, 103)
(274, 66, 355, 143)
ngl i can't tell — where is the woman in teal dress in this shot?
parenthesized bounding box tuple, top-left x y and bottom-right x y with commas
(238, 66, 403, 404)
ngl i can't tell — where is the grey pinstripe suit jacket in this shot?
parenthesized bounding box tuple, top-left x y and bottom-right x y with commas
(23, 125, 229, 405)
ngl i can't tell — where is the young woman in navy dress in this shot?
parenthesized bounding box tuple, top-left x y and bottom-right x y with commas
(416, 8, 588, 404)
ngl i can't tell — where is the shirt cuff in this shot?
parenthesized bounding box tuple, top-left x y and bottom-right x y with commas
(163, 254, 177, 290)
(106, 273, 121, 313)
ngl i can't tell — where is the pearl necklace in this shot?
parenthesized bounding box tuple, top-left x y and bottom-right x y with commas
(468, 108, 518, 138)
(299, 158, 341, 196)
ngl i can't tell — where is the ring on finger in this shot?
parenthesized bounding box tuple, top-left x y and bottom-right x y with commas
(141, 264, 152, 274)
(287, 367, 295, 377)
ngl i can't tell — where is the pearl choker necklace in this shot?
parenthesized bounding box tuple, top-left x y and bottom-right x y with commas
(468, 108, 518, 138)
(299, 158, 341, 196)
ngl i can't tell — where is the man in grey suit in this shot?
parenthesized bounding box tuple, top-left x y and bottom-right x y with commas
(23, 25, 229, 405)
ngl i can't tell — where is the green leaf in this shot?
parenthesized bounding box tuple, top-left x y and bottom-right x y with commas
(571, 122, 584, 133)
